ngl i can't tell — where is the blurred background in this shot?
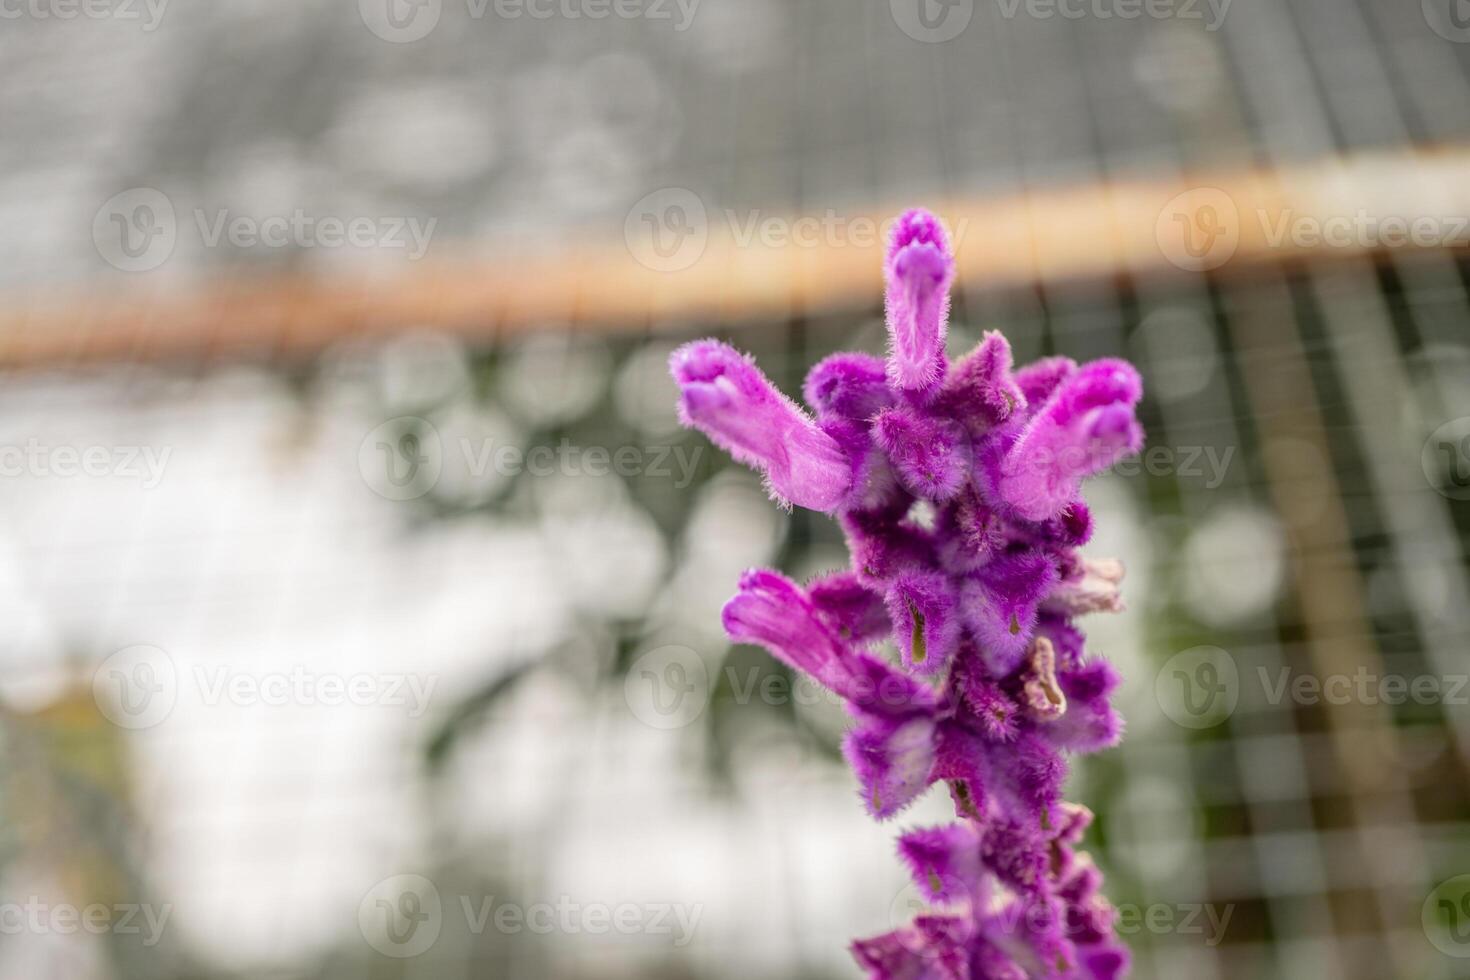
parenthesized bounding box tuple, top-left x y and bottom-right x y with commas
(2, 0, 1470, 978)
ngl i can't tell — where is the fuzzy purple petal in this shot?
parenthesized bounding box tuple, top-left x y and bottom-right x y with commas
(942, 331, 1025, 432)
(671, 340, 854, 512)
(874, 407, 972, 502)
(960, 552, 1061, 674)
(884, 210, 955, 394)
(897, 823, 984, 904)
(885, 569, 962, 675)
(846, 714, 939, 820)
(1013, 356, 1078, 412)
(810, 570, 892, 644)
(991, 359, 1144, 522)
(806, 352, 895, 423)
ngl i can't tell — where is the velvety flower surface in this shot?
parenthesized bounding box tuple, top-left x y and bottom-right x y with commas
(670, 209, 1142, 979)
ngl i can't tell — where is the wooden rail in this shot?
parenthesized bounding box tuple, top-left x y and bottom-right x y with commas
(3, 147, 1469, 366)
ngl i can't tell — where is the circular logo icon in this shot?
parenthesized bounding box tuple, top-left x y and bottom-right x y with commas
(358, 874, 442, 958)
(1155, 646, 1238, 729)
(1422, 417, 1470, 501)
(889, 0, 973, 42)
(623, 645, 709, 730)
(93, 188, 176, 273)
(360, 417, 443, 500)
(93, 645, 178, 729)
(1424, 0, 1470, 42)
(359, 0, 441, 42)
(1156, 187, 1240, 272)
(1424, 875, 1470, 958)
(888, 875, 976, 955)
(624, 188, 708, 273)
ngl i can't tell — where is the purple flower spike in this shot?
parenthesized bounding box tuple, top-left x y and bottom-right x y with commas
(671, 340, 853, 512)
(884, 209, 955, 394)
(874, 407, 971, 502)
(674, 209, 1142, 978)
(991, 359, 1144, 522)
